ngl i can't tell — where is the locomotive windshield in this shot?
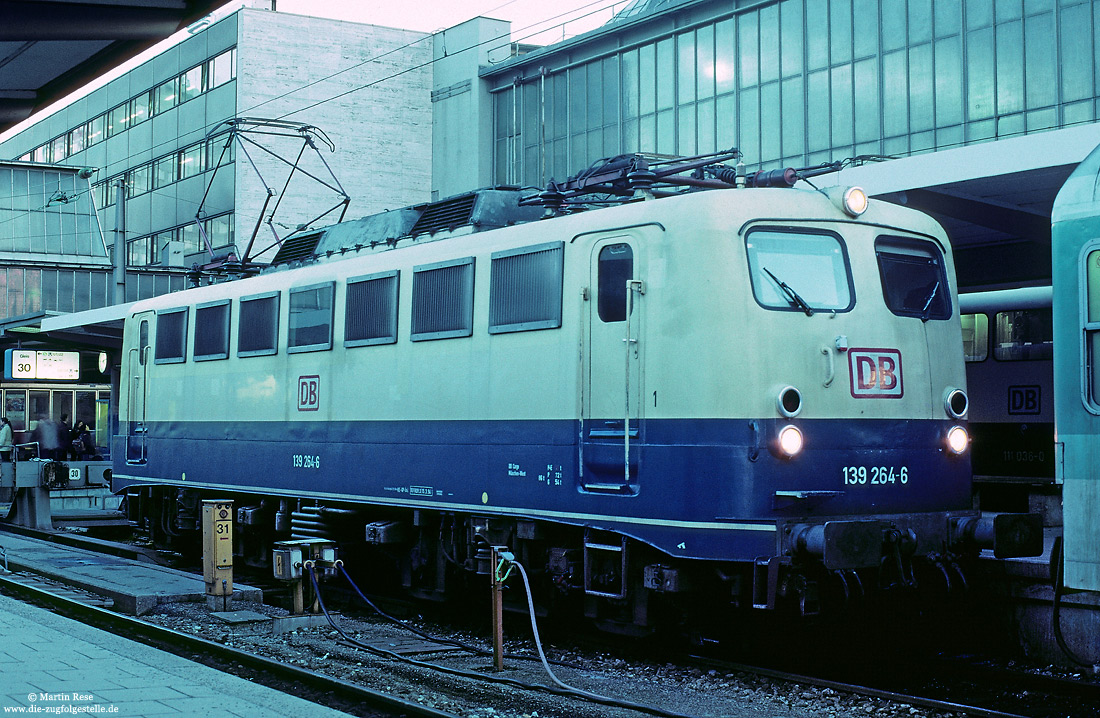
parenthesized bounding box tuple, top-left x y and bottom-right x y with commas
(745, 229, 853, 313)
(875, 236, 951, 321)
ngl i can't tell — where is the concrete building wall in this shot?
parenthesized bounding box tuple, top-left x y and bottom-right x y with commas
(234, 10, 432, 260)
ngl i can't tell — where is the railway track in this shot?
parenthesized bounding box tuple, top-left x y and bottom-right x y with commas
(0, 569, 459, 718)
(5, 521, 1100, 718)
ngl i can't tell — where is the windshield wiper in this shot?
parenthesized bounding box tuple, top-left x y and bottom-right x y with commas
(920, 280, 940, 322)
(763, 267, 814, 316)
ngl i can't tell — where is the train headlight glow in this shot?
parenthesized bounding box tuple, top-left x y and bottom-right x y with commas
(778, 425, 804, 457)
(946, 425, 969, 455)
(842, 186, 868, 217)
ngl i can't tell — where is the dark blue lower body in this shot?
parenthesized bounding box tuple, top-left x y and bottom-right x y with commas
(113, 417, 972, 561)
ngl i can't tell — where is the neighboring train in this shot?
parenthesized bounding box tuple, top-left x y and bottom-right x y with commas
(958, 287, 1057, 520)
(111, 161, 1040, 632)
(1052, 144, 1100, 594)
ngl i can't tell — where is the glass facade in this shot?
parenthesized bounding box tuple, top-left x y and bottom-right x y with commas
(0, 266, 188, 318)
(0, 166, 102, 257)
(490, 0, 1100, 185)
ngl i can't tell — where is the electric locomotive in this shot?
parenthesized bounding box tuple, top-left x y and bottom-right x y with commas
(113, 153, 1041, 630)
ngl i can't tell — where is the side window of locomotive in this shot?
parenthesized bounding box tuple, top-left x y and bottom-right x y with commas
(238, 292, 279, 357)
(875, 236, 951, 320)
(138, 319, 149, 365)
(411, 257, 474, 341)
(598, 243, 633, 322)
(745, 229, 853, 312)
(194, 299, 231, 361)
(961, 313, 990, 362)
(346, 271, 399, 347)
(993, 308, 1052, 361)
(154, 308, 188, 364)
(490, 241, 564, 333)
(288, 282, 335, 353)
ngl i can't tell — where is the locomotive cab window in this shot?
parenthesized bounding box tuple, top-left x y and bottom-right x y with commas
(288, 282, 335, 353)
(194, 299, 230, 361)
(490, 241, 564, 333)
(411, 257, 474, 341)
(238, 292, 279, 357)
(598, 243, 633, 322)
(346, 271, 399, 347)
(154, 308, 187, 364)
(875, 236, 951, 320)
(745, 229, 853, 313)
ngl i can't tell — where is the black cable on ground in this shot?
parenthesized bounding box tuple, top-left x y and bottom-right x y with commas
(307, 565, 702, 718)
(1050, 536, 1099, 671)
(335, 562, 576, 667)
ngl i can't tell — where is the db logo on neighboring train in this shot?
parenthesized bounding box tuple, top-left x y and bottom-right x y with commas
(848, 348, 903, 399)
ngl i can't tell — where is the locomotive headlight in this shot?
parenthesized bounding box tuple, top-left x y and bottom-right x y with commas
(842, 186, 868, 217)
(778, 424, 804, 457)
(946, 425, 969, 455)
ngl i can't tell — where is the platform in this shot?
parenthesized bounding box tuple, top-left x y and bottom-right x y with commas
(0, 592, 353, 717)
(0, 531, 260, 615)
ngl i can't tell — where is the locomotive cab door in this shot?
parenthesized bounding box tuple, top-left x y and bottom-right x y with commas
(581, 231, 651, 493)
(125, 312, 152, 464)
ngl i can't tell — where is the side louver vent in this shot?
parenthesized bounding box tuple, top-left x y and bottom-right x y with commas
(272, 231, 323, 265)
(410, 193, 479, 236)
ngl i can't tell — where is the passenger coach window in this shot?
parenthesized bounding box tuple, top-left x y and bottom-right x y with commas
(238, 292, 279, 357)
(490, 241, 564, 333)
(745, 230, 853, 313)
(346, 271, 398, 347)
(411, 257, 474, 341)
(994, 309, 1052, 361)
(194, 299, 230, 361)
(961, 313, 989, 362)
(598, 243, 633, 322)
(1086, 249, 1100, 408)
(875, 236, 950, 320)
(288, 283, 335, 353)
(154, 308, 187, 364)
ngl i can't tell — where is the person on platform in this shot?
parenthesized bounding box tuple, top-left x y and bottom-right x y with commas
(0, 417, 13, 461)
(33, 416, 64, 460)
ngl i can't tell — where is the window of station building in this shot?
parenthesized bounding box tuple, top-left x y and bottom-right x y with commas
(4, 390, 26, 431)
(33, 145, 48, 163)
(238, 292, 280, 357)
(154, 308, 188, 364)
(155, 77, 178, 114)
(288, 282, 335, 353)
(28, 390, 49, 430)
(50, 135, 67, 163)
(345, 271, 399, 347)
(489, 241, 564, 333)
(68, 125, 86, 155)
(208, 49, 235, 89)
(130, 90, 152, 126)
(179, 65, 205, 103)
(994, 308, 1052, 361)
(746, 230, 853, 314)
(875, 236, 950, 320)
(194, 299, 231, 361)
(107, 103, 129, 138)
(411, 257, 474, 341)
(178, 143, 205, 179)
(88, 115, 105, 146)
(961, 313, 990, 362)
(597, 243, 633, 322)
(127, 165, 151, 198)
(153, 155, 176, 189)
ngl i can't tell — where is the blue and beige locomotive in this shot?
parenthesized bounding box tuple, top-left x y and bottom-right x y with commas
(112, 153, 1040, 630)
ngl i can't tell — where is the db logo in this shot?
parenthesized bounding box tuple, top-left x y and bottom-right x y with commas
(848, 348, 903, 399)
(298, 375, 320, 411)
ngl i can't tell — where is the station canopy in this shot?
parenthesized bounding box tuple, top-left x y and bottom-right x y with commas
(0, 0, 236, 134)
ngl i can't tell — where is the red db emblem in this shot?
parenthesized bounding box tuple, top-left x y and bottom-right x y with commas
(848, 348, 903, 398)
(297, 375, 320, 411)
